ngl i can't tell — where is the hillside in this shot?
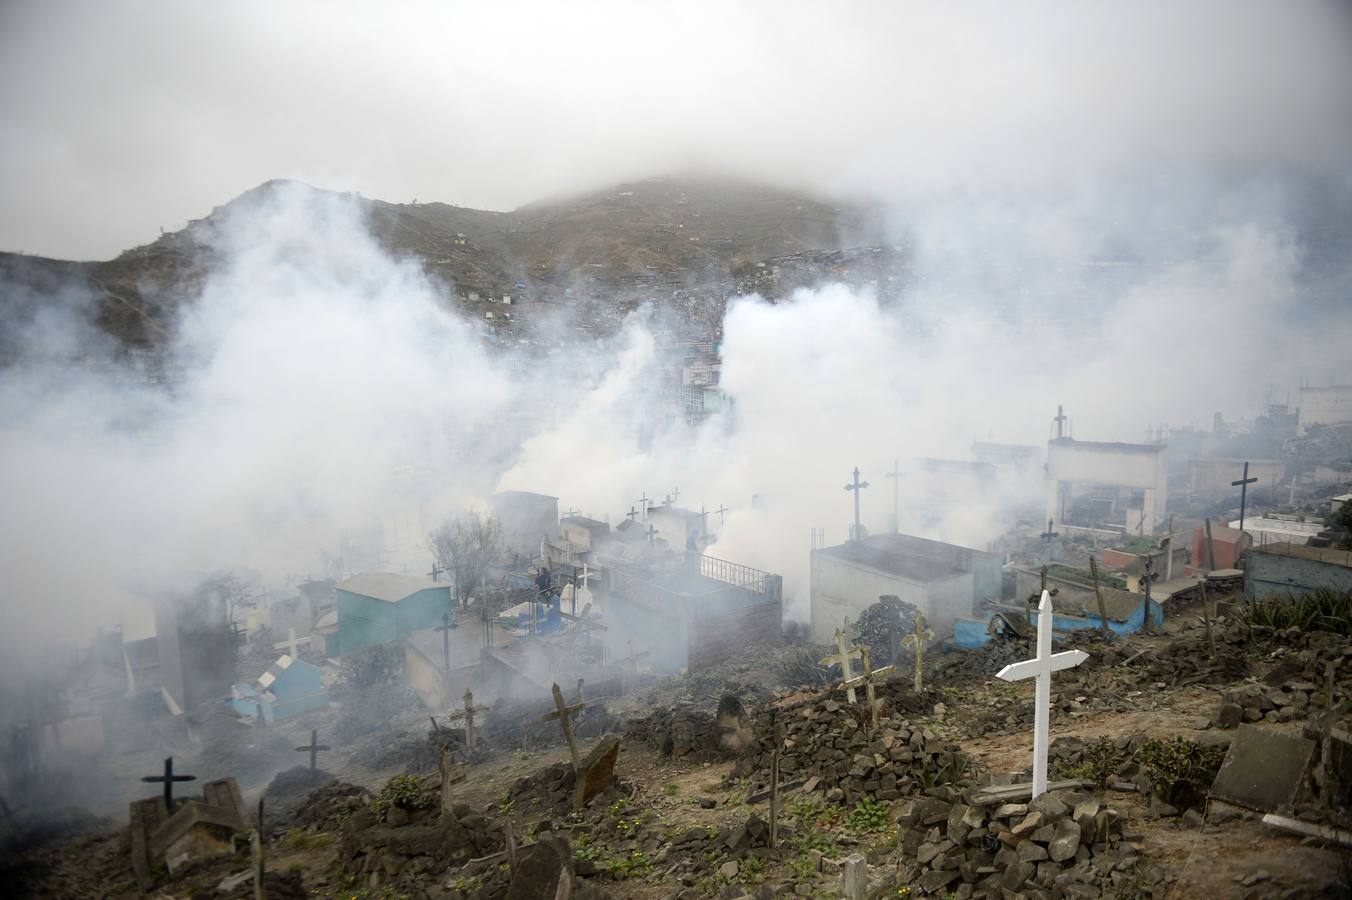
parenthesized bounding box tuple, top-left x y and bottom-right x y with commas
(0, 177, 903, 357)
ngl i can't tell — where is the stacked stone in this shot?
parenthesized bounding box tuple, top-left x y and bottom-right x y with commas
(284, 780, 368, 832)
(739, 695, 970, 805)
(895, 790, 1166, 898)
(1216, 681, 1322, 727)
(623, 706, 726, 759)
(1121, 635, 1249, 686)
(339, 801, 500, 889)
(655, 814, 777, 890)
(478, 696, 616, 750)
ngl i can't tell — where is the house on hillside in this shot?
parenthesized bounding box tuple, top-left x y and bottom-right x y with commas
(318, 574, 453, 657)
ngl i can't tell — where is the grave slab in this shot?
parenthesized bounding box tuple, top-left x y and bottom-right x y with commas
(1209, 724, 1314, 813)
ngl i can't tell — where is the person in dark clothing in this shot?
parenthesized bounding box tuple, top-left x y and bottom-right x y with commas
(535, 566, 551, 596)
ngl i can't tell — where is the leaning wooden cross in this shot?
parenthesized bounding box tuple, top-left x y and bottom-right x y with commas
(820, 627, 865, 703)
(901, 614, 934, 693)
(840, 645, 895, 730)
(540, 682, 587, 772)
(445, 689, 491, 752)
(996, 590, 1088, 798)
(439, 746, 467, 813)
(294, 729, 330, 771)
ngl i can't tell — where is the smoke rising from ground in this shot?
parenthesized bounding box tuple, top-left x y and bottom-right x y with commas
(1, 164, 1351, 662)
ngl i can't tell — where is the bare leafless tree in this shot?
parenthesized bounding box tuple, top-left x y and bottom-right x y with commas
(429, 511, 505, 606)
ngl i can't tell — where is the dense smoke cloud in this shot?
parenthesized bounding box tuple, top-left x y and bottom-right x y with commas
(2, 1, 1351, 258)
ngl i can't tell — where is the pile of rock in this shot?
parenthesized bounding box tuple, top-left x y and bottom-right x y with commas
(506, 757, 631, 818)
(479, 696, 616, 751)
(657, 813, 778, 890)
(894, 789, 1168, 898)
(287, 781, 370, 832)
(338, 800, 500, 890)
(1115, 635, 1249, 686)
(624, 706, 726, 759)
(737, 694, 972, 805)
(1216, 681, 1321, 727)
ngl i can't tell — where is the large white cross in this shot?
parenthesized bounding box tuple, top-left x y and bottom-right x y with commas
(996, 590, 1088, 798)
(273, 627, 310, 659)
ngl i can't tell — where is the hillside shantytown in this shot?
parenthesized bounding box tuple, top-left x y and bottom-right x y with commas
(2, 3, 1352, 899)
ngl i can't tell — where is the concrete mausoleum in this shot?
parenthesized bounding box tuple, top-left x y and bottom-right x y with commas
(809, 532, 1002, 642)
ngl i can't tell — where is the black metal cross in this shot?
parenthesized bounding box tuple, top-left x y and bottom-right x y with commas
(844, 466, 869, 542)
(1054, 404, 1068, 439)
(645, 523, 659, 546)
(141, 756, 196, 808)
(714, 504, 729, 524)
(1232, 461, 1259, 532)
(295, 729, 330, 771)
(434, 611, 455, 675)
(428, 561, 445, 582)
(1041, 518, 1059, 543)
(626, 506, 640, 521)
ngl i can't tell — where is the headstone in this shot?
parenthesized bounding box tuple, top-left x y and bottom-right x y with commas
(1209, 724, 1315, 813)
(572, 735, 621, 810)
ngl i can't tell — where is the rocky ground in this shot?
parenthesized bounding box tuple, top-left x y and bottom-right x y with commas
(6, 592, 1351, 899)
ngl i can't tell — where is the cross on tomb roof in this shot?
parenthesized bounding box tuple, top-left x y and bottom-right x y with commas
(141, 756, 196, 808)
(1232, 461, 1260, 532)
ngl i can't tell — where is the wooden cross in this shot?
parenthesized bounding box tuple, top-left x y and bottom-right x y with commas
(820, 627, 864, 703)
(841, 645, 895, 729)
(141, 756, 196, 808)
(995, 590, 1088, 798)
(626, 506, 640, 521)
(539, 682, 587, 772)
(428, 561, 446, 582)
(1232, 461, 1259, 532)
(670, 486, 680, 503)
(295, 729, 330, 771)
(638, 492, 649, 518)
(434, 611, 455, 681)
(644, 523, 659, 546)
(445, 689, 491, 751)
(1041, 518, 1058, 543)
(1088, 556, 1110, 636)
(901, 614, 934, 693)
(563, 506, 581, 518)
(844, 467, 869, 542)
(714, 503, 729, 524)
(439, 746, 466, 813)
(1053, 404, 1068, 439)
(273, 627, 310, 659)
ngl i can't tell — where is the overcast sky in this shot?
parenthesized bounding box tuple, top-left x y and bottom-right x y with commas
(2, 0, 1351, 260)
